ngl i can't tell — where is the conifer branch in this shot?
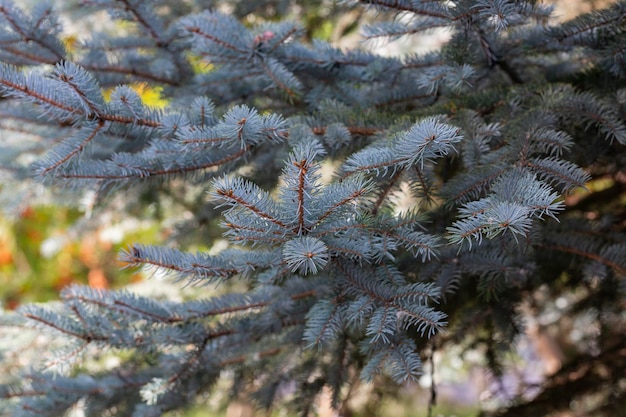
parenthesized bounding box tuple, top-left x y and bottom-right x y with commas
(100, 109, 160, 128)
(316, 185, 371, 224)
(445, 167, 508, 205)
(184, 26, 248, 55)
(81, 63, 180, 85)
(116, 0, 167, 47)
(259, 58, 301, 98)
(1, 1, 624, 414)
(371, 170, 403, 216)
(219, 347, 283, 367)
(374, 92, 434, 108)
(0, 4, 64, 62)
(311, 126, 382, 137)
(335, 261, 444, 337)
(357, 0, 450, 19)
(38, 120, 104, 175)
(0, 70, 81, 117)
(266, 26, 299, 54)
(549, 3, 626, 45)
(56, 146, 250, 181)
(294, 158, 309, 233)
(342, 154, 407, 179)
(2, 45, 56, 64)
(413, 166, 436, 205)
(315, 222, 368, 237)
(21, 312, 107, 342)
(0, 63, 161, 128)
(194, 70, 266, 86)
(537, 243, 626, 276)
(62, 285, 317, 324)
(214, 177, 289, 229)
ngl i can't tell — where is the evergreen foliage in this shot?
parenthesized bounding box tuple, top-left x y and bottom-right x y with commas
(0, 1, 625, 416)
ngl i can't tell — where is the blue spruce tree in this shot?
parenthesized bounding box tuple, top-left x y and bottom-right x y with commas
(1, 1, 625, 416)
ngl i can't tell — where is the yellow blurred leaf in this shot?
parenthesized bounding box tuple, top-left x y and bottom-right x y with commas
(101, 83, 169, 108)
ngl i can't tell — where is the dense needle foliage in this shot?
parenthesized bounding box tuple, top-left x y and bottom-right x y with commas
(0, 1, 625, 416)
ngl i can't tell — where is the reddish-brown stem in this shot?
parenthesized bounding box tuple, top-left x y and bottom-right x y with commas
(259, 59, 298, 98)
(0, 6, 64, 61)
(216, 188, 289, 229)
(317, 188, 369, 223)
(537, 243, 626, 275)
(81, 63, 179, 85)
(118, 0, 166, 46)
(40, 120, 105, 175)
(58, 147, 249, 180)
(372, 169, 403, 216)
(22, 313, 107, 342)
(185, 26, 248, 54)
(294, 159, 308, 233)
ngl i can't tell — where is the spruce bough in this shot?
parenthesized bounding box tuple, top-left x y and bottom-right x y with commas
(1, 1, 625, 416)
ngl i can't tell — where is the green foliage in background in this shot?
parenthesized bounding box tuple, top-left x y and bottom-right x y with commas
(0, 205, 161, 307)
